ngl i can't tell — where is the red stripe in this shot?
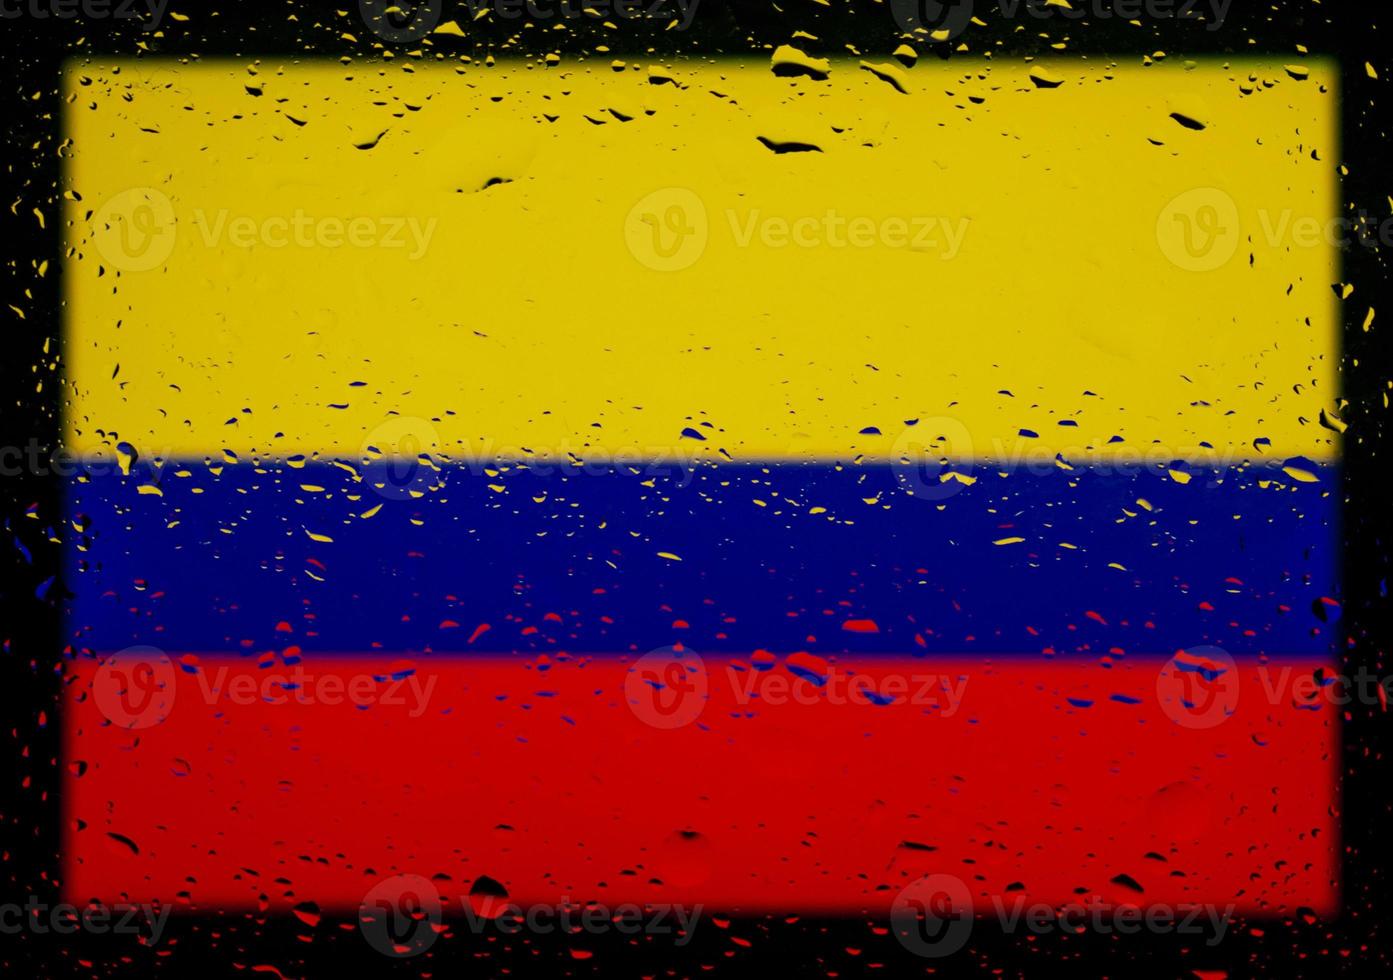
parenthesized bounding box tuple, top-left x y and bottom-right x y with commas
(63, 654, 1337, 915)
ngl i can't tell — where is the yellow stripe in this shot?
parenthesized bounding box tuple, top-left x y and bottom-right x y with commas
(64, 57, 1339, 465)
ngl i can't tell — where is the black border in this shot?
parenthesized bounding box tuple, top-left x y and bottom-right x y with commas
(3, 1, 1388, 976)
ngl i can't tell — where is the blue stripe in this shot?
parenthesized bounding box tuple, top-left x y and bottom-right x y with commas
(63, 461, 1338, 655)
